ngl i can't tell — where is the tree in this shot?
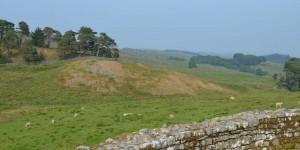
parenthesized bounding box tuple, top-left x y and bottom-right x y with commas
(284, 58, 300, 91)
(255, 68, 268, 76)
(272, 73, 278, 81)
(77, 26, 96, 56)
(22, 40, 44, 64)
(0, 19, 14, 42)
(31, 27, 45, 47)
(188, 60, 197, 68)
(18, 21, 30, 48)
(58, 30, 77, 58)
(53, 30, 62, 42)
(2, 30, 19, 58)
(18, 21, 29, 36)
(233, 53, 266, 66)
(43, 27, 54, 48)
(95, 32, 119, 58)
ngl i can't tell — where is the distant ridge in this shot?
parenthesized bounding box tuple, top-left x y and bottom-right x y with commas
(263, 53, 291, 64)
(164, 49, 199, 55)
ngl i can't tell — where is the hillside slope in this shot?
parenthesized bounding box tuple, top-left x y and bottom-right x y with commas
(61, 59, 230, 95)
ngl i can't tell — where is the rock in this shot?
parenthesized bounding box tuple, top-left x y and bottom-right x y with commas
(76, 145, 90, 150)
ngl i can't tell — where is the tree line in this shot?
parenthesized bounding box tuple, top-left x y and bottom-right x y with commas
(0, 19, 119, 64)
(188, 53, 268, 76)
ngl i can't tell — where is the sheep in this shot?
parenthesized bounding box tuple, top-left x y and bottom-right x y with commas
(25, 122, 31, 127)
(81, 107, 85, 110)
(74, 113, 79, 118)
(276, 102, 283, 108)
(123, 113, 133, 117)
(229, 96, 235, 100)
(51, 119, 55, 124)
(169, 115, 175, 118)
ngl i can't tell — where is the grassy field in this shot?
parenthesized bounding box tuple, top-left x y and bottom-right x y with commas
(0, 51, 299, 150)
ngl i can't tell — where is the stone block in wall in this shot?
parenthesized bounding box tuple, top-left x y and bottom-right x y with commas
(266, 134, 276, 140)
(214, 134, 230, 142)
(200, 138, 212, 145)
(240, 135, 251, 145)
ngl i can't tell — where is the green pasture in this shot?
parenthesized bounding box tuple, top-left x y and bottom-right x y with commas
(0, 59, 299, 150)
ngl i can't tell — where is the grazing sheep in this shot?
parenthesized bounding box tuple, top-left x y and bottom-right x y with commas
(169, 115, 175, 118)
(25, 122, 31, 127)
(74, 113, 79, 118)
(229, 96, 235, 100)
(123, 113, 133, 117)
(81, 107, 85, 110)
(276, 102, 283, 108)
(51, 119, 55, 124)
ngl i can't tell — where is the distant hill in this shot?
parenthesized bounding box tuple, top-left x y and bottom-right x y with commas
(164, 49, 199, 55)
(263, 53, 291, 64)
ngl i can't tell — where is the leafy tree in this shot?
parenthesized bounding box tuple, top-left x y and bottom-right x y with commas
(58, 30, 77, 58)
(278, 74, 285, 88)
(43, 27, 54, 48)
(0, 19, 14, 42)
(95, 32, 118, 58)
(31, 27, 45, 47)
(255, 68, 268, 76)
(272, 73, 278, 81)
(264, 53, 291, 64)
(190, 55, 237, 69)
(22, 40, 44, 64)
(189, 54, 269, 75)
(284, 58, 300, 91)
(233, 53, 266, 66)
(2, 30, 19, 58)
(77, 26, 96, 56)
(53, 30, 62, 42)
(18, 21, 29, 36)
(188, 60, 197, 68)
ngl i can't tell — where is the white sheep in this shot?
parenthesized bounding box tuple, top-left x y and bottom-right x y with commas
(123, 113, 133, 117)
(51, 119, 55, 124)
(276, 102, 283, 108)
(169, 115, 175, 118)
(229, 96, 235, 100)
(25, 122, 31, 127)
(74, 113, 79, 118)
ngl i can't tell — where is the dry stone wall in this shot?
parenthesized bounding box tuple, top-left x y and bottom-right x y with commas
(77, 109, 300, 150)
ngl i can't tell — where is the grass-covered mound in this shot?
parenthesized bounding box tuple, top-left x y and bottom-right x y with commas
(61, 59, 230, 95)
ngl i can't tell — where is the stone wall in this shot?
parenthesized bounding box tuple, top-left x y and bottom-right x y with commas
(77, 109, 300, 150)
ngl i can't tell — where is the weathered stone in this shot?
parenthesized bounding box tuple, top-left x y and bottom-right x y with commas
(240, 136, 251, 145)
(76, 145, 90, 150)
(263, 141, 270, 147)
(87, 109, 300, 150)
(152, 141, 162, 149)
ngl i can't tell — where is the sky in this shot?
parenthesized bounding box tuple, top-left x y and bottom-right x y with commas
(1, 0, 300, 56)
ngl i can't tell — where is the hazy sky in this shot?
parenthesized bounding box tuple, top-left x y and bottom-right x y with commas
(1, 0, 300, 56)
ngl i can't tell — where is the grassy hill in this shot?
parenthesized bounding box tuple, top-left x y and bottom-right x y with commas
(61, 59, 230, 95)
(0, 48, 298, 150)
